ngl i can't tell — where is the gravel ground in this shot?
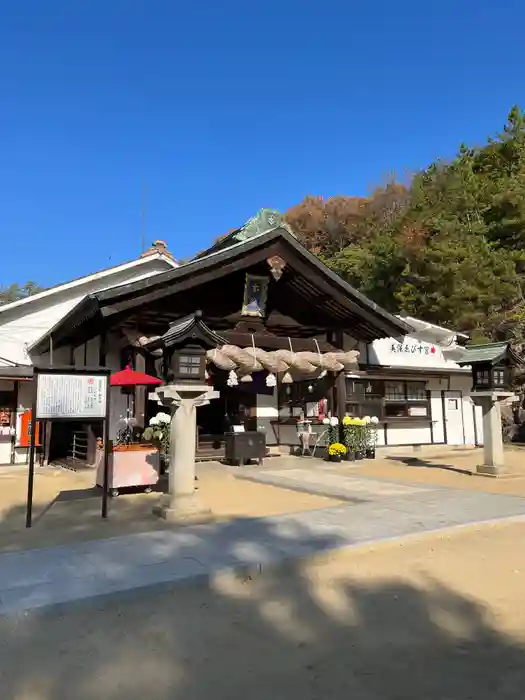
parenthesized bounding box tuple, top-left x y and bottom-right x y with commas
(1, 519, 525, 699)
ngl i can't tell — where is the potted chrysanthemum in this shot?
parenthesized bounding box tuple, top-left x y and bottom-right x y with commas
(142, 412, 172, 473)
(342, 416, 362, 460)
(327, 442, 347, 463)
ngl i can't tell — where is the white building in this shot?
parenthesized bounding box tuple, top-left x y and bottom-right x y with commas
(0, 242, 178, 466)
(351, 316, 482, 450)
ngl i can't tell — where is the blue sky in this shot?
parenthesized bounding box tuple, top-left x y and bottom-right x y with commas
(1, 0, 524, 287)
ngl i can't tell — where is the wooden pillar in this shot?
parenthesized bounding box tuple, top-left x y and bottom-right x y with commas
(99, 328, 107, 367)
(335, 371, 347, 421)
(334, 330, 346, 421)
(134, 351, 147, 429)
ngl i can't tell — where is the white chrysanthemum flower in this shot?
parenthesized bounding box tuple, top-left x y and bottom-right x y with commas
(149, 416, 160, 426)
(370, 416, 379, 424)
(156, 412, 171, 424)
(322, 417, 330, 425)
(330, 416, 339, 426)
(363, 416, 371, 424)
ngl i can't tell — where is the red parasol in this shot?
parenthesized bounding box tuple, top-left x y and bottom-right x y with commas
(110, 365, 163, 445)
(110, 365, 163, 388)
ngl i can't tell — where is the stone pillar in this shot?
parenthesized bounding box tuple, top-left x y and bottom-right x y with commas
(153, 384, 219, 522)
(472, 392, 515, 477)
(480, 399, 504, 472)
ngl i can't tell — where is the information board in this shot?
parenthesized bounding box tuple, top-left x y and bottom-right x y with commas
(36, 373, 108, 420)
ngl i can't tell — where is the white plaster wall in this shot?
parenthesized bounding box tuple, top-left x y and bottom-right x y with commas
(374, 423, 386, 447)
(386, 423, 432, 445)
(13, 380, 35, 464)
(0, 257, 174, 366)
(0, 381, 13, 463)
(430, 392, 445, 443)
(367, 335, 463, 371)
(449, 374, 476, 447)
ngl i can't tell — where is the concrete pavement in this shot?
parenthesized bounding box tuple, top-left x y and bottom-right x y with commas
(2, 471, 525, 616)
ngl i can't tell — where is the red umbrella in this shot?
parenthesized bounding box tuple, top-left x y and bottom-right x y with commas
(110, 365, 163, 388)
(110, 366, 163, 444)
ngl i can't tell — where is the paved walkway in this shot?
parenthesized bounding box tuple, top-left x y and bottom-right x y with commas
(2, 471, 525, 617)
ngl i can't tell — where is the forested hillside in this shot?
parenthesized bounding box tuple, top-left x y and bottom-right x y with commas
(285, 106, 525, 343)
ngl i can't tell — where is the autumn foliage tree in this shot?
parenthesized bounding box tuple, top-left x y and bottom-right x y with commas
(286, 106, 525, 343)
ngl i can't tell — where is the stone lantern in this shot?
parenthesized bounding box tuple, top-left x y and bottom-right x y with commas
(144, 311, 225, 521)
(458, 342, 524, 476)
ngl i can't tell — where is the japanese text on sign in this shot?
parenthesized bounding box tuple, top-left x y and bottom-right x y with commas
(36, 374, 107, 419)
(391, 343, 436, 356)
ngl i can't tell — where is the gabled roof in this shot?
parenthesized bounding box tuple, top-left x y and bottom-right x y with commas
(0, 244, 177, 317)
(30, 211, 412, 353)
(0, 354, 33, 378)
(95, 212, 411, 333)
(146, 311, 227, 350)
(398, 315, 470, 344)
(457, 341, 524, 366)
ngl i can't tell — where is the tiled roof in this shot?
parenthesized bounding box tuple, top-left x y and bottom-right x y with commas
(146, 311, 226, 349)
(457, 342, 511, 365)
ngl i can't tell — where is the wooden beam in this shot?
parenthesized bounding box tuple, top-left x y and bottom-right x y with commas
(221, 331, 336, 352)
(102, 245, 281, 318)
(284, 252, 404, 338)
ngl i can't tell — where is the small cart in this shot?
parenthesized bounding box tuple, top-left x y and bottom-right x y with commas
(96, 443, 160, 497)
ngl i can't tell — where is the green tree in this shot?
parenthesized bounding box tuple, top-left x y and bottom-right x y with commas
(0, 281, 44, 306)
(297, 105, 525, 342)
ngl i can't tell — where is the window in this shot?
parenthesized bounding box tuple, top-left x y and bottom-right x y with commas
(278, 381, 326, 421)
(493, 368, 506, 386)
(406, 382, 427, 401)
(476, 369, 490, 386)
(178, 354, 201, 376)
(385, 382, 405, 401)
(346, 379, 429, 420)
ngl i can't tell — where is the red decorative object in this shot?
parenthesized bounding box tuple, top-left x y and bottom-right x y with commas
(19, 409, 41, 448)
(110, 365, 163, 388)
(430, 346, 436, 354)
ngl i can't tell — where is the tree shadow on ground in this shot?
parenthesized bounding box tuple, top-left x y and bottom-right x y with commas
(0, 514, 524, 700)
(387, 455, 474, 476)
(0, 491, 179, 553)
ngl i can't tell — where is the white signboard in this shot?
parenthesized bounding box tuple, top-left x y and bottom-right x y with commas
(367, 335, 459, 370)
(36, 373, 108, 420)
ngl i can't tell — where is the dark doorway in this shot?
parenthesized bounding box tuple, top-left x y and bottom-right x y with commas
(196, 386, 257, 460)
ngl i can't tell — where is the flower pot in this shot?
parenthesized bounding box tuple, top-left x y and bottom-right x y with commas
(354, 451, 364, 461)
(329, 454, 342, 463)
(345, 450, 355, 461)
(365, 449, 376, 459)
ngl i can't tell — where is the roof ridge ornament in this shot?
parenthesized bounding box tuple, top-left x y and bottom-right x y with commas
(234, 209, 297, 242)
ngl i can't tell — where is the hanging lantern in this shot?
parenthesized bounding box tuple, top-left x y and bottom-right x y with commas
(227, 370, 238, 387)
(266, 372, 277, 387)
(240, 374, 253, 383)
(281, 372, 293, 383)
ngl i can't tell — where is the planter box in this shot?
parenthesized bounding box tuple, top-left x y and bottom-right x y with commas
(96, 444, 160, 495)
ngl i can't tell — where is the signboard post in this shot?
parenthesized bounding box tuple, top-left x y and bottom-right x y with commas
(26, 366, 111, 528)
